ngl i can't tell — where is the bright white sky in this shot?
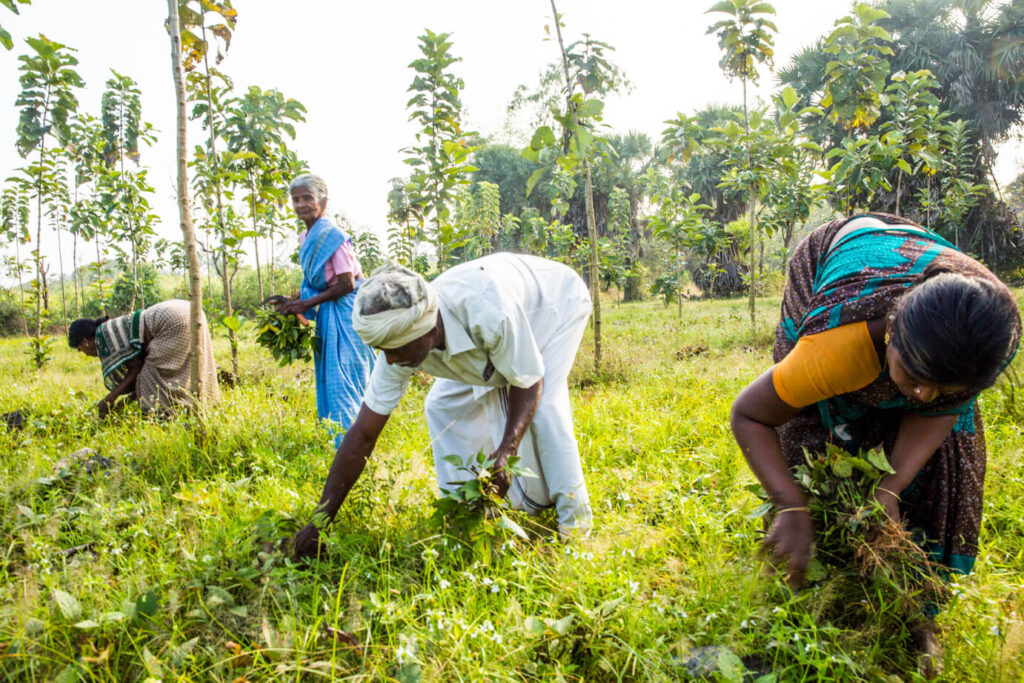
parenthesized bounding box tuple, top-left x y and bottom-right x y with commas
(1, 0, 1021, 270)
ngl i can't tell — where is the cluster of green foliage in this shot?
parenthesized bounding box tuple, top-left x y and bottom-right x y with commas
(428, 451, 532, 563)
(758, 445, 949, 629)
(254, 307, 315, 366)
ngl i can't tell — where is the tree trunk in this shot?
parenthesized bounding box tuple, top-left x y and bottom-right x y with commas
(742, 77, 756, 336)
(130, 233, 139, 310)
(168, 0, 203, 399)
(583, 160, 601, 366)
(676, 247, 682, 319)
(250, 180, 264, 301)
(269, 230, 275, 296)
(15, 239, 28, 336)
(549, 0, 600, 367)
(55, 215, 68, 327)
(217, 248, 239, 377)
(895, 170, 903, 215)
(72, 221, 80, 318)
(35, 141, 46, 339)
(95, 238, 106, 316)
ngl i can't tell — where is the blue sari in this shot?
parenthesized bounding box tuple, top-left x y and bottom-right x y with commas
(300, 218, 376, 446)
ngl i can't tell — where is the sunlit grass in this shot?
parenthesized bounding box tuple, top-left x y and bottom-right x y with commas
(0, 293, 1021, 680)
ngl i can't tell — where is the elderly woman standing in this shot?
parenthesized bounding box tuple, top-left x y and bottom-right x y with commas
(68, 299, 219, 415)
(278, 174, 375, 445)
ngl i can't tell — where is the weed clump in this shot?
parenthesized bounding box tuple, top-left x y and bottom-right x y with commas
(428, 450, 532, 562)
(757, 446, 951, 655)
(254, 308, 316, 366)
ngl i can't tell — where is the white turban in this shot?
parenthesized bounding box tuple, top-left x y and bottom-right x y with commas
(352, 264, 439, 349)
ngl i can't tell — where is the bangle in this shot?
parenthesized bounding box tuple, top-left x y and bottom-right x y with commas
(776, 506, 810, 514)
(876, 486, 902, 502)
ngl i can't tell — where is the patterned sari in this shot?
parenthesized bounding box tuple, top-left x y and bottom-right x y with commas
(299, 218, 376, 446)
(96, 300, 219, 411)
(775, 214, 1021, 574)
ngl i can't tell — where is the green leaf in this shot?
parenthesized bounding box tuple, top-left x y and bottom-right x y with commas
(576, 99, 604, 119)
(523, 616, 545, 636)
(73, 620, 99, 630)
(52, 589, 83, 621)
(866, 449, 895, 474)
(142, 646, 163, 678)
(529, 125, 556, 151)
(716, 648, 746, 683)
(548, 614, 574, 635)
(497, 514, 529, 540)
(525, 167, 547, 198)
(135, 590, 160, 617)
(830, 458, 853, 478)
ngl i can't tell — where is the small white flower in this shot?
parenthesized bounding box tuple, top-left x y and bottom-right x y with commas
(438, 579, 450, 589)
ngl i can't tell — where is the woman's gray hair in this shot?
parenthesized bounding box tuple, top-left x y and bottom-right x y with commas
(289, 173, 329, 200)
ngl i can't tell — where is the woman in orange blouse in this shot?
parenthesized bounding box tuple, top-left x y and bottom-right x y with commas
(731, 214, 1020, 668)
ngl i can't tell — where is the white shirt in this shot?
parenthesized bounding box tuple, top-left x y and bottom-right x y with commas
(361, 253, 590, 416)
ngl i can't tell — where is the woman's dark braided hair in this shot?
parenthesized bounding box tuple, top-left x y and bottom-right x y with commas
(889, 272, 1020, 392)
(67, 316, 110, 348)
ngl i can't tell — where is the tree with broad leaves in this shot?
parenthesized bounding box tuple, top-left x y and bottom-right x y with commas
(99, 70, 157, 310)
(706, 0, 777, 335)
(522, 8, 619, 367)
(821, 3, 894, 130)
(65, 111, 106, 317)
(386, 177, 420, 269)
(0, 184, 30, 334)
(14, 34, 83, 346)
(402, 29, 478, 272)
(880, 68, 941, 215)
(223, 85, 306, 301)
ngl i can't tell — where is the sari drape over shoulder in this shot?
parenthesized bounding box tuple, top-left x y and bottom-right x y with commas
(96, 310, 145, 390)
(299, 217, 376, 446)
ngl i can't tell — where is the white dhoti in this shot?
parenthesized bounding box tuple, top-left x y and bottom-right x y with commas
(424, 300, 592, 533)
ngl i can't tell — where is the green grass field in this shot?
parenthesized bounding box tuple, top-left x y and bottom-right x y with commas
(1, 293, 1022, 681)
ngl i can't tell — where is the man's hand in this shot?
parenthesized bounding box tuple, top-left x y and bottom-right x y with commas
(489, 450, 513, 498)
(97, 399, 111, 418)
(292, 523, 323, 560)
(763, 507, 814, 588)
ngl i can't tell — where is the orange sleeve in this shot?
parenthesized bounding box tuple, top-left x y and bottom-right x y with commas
(772, 321, 882, 408)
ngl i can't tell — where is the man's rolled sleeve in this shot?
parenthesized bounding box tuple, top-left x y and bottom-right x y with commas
(361, 355, 415, 415)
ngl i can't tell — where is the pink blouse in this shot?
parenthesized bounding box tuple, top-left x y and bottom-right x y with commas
(298, 229, 363, 285)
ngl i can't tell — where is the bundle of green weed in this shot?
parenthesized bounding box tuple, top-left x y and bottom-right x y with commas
(255, 309, 316, 366)
(758, 445, 950, 627)
(429, 450, 532, 562)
